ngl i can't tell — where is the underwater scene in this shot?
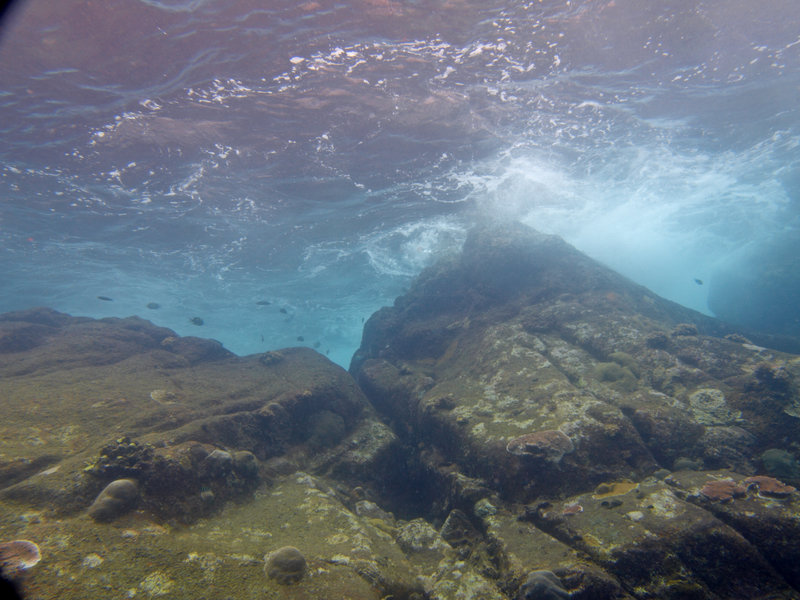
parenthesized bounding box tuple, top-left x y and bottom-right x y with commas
(1, 0, 800, 598)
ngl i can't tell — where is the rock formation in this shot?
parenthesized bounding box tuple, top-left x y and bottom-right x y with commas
(351, 222, 800, 598)
(1, 222, 800, 599)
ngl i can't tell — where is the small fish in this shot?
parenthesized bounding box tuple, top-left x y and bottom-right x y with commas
(296, 336, 305, 342)
(694, 278, 703, 285)
(313, 341, 321, 349)
(146, 302, 160, 309)
(97, 296, 113, 301)
(256, 300, 271, 306)
(260, 334, 264, 342)
(189, 317, 204, 326)
(279, 308, 288, 314)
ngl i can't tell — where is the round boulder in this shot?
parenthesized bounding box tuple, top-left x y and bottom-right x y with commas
(88, 478, 139, 522)
(264, 546, 307, 584)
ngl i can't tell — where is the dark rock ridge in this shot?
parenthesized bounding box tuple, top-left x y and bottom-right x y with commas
(351, 222, 800, 598)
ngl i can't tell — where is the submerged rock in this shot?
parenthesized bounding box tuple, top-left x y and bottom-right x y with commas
(88, 478, 139, 522)
(203, 449, 233, 476)
(264, 546, 307, 584)
(350, 222, 800, 598)
(518, 570, 570, 600)
(506, 430, 574, 463)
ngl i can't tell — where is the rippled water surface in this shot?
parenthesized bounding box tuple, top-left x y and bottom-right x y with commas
(1, 0, 798, 365)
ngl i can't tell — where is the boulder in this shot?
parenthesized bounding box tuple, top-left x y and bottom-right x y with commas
(87, 478, 139, 522)
(351, 222, 800, 599)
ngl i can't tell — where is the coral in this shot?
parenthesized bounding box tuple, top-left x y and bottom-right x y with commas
(506, 430, 574, 463)
(86, 437, 154, 480)
(82, 440, 262, 523)
(88, 478, 139, 522)
(688, 388, 741, 426)
(609, 351, 640, 376)
(698, 479, 746, 503)
(595, 359, 638, 392)
(562, 503, 583, 515)
(743, 475, 797, 498)
(595, 362, 632, 382)
(264, 546, 307, 584)
(0, 540, 40, 578)
(592, 480, 638, 499)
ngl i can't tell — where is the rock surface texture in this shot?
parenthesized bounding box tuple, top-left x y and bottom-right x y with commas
(2, 223, 800, 599)
(351, 222, 800, 599)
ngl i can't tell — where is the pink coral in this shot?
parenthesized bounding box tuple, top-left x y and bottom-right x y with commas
(744, 475, 797, 498)
(699, 479, 746, 503)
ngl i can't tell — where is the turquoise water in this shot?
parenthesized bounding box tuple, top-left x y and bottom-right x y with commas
(1, 0, 798, 366)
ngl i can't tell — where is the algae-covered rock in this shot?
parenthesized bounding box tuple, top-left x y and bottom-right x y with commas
(352, 224, 800, 489)
(0, 309, 393, 523)
(527, 476, 797, 599)
(688, 388, 741, 426)
(264, 546, 307, 584)
(518, 570, 569, 600)
(350, 222, 800, 599)
(87, 478, 139, 522)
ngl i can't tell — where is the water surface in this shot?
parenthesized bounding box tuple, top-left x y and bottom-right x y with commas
(1, 0, 798, 365)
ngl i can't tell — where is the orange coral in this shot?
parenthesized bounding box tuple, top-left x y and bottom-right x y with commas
(592, 480, 638, 499)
